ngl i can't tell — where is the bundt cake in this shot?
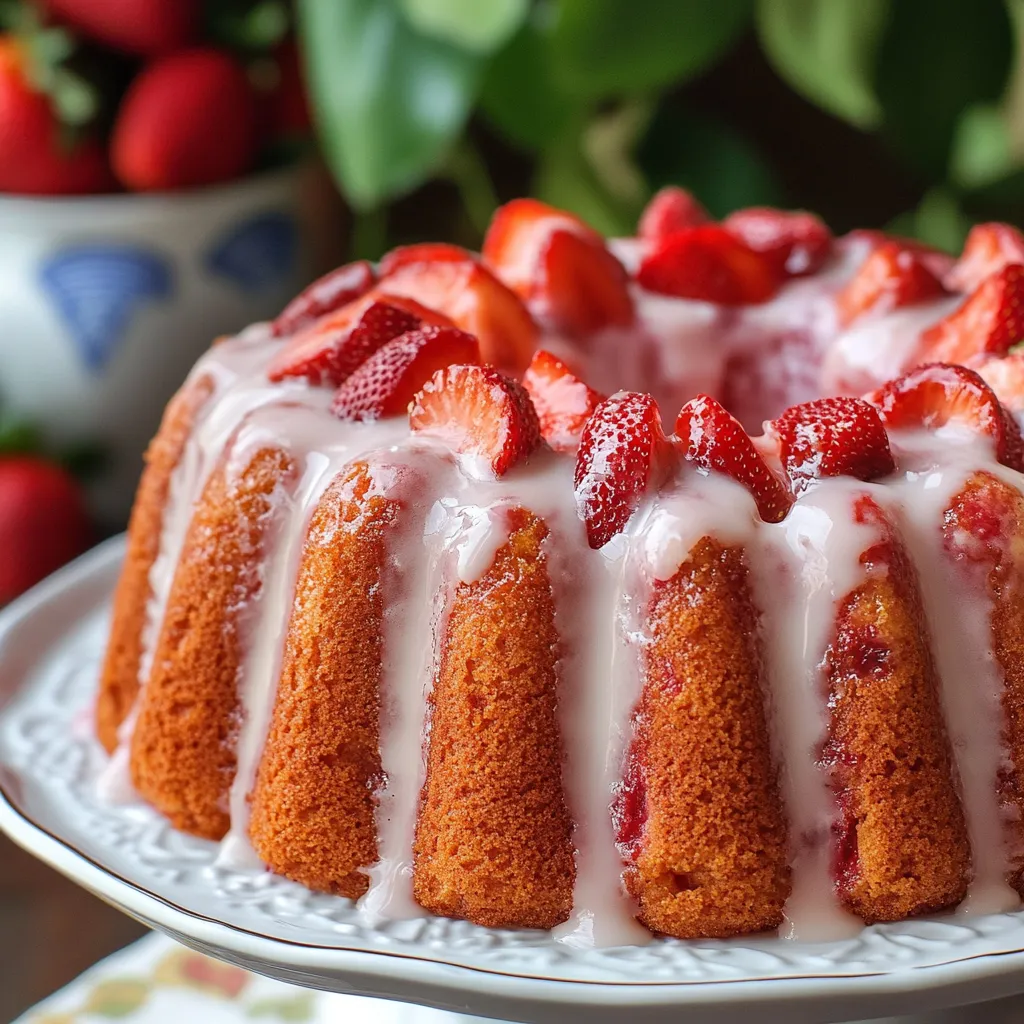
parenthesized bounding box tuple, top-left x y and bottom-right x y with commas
(96, 189, 1024, 943)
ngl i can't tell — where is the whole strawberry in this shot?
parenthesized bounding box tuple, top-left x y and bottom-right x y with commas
(0, 456, 92, 604)
(0, 37, 112, 195)
(111, 48, 258, 191)
(43, 0, 199, 56)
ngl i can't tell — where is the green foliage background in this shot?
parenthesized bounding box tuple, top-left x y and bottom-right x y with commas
(296, 0, 1024, 256)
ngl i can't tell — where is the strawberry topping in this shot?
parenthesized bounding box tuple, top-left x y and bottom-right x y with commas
(331, 325, 480, 421)
(378, 242, 475, 277)
(769, 397, 895, 495)
(674, 394, 792, 522)
(945, 222, 1024, 293)
(638, 186, 711, 244)
(723, 207, 833, 276)
(868, 363, 1024, 471)
(482, 198, 634, 337)
(522, 349, 606, 452)
(271, 260, 376, 337)
(409, 364, 541, 478)
(917, 264, 1024, 365)
(378, 257, 538, 373)
(979, 351, 1024, 414)
(637, 225, 783, 305)
(835, 242, 947, 327)
(574, 392, 673, 549)
(268, 294, 451, 386)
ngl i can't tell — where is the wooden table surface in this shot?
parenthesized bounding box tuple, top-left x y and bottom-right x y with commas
(0, 833, 147, 1022)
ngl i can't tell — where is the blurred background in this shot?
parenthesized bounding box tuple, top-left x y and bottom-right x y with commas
(1, 0, 1023, 1017)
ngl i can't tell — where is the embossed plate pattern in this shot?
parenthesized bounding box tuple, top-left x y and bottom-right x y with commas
(4, 538, 1024, 1022)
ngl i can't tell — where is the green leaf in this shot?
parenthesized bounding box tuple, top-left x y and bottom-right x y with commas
(206, 0, 291, 53)
(0, 417, 43, 457)
(637, 105, 782, 219)
(297, 0, 483, 208)
(398, 0, 528, 54)
(951, 103, 1016, 190)
(479, 19, 575, 152)
(550, 0, 753, 97)
(887, 188, 971, 254)
(876, 0, 1013, 178)
(756, 0, 888, 129)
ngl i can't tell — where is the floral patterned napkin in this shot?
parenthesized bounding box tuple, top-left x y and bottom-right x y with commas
(14, 931, 1024, 1024)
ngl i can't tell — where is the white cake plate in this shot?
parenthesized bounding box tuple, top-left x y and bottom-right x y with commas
(6, 539, 1024, 1023)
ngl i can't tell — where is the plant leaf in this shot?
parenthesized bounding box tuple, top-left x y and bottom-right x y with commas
(951, 103, 1016, 190)
(297, 0, 483, 208)
(398, 0, 528, 54)
(876, 0, 1012, 178)
(756, 0, 888, 129)
(887, 188, 971, 254)
(550, 0, 753, 97)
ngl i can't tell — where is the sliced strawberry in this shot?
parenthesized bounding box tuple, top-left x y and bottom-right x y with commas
(482, 198, 634, 337)
(768, 397, 895, 495)
(917, 264, 1024, 365)
(574, 392, 672, 549)
(271, 260, 376, 337)
(945, 222, 1024, 293)
(723, 207, 833, 277)
(268, 294, 450, 386)
(867, 363, 1024, 471)
(637, 186, 711, 244)
(674, 394, 792, 522)
(378, 242, 474, 277)
(522, 349, 606, 452)
(844, 230, 955, 282)
(331, 326, 479, 421)
(979, 351, 1024, 414)
(409, 364, 541, 478)
(637, 225, 783, 305)
(835, 241, 947, 327)
(378, 257, 538, 373)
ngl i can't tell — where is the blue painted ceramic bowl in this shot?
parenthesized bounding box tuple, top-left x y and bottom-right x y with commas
(0, 162, 341, 524)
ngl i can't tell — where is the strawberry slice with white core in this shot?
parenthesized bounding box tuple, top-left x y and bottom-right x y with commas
(378, 257, 538, 373)
(835, 241, 947, 327)
(637, 225, 783, 305)
(674, 394, 792, 522)
(768, 397, 896, 495)
(522, 349, 606, 452)
(723, 207, 833, 276)
(574, 391, 673, 550)
(378, 242, 475, 277)
(267, 293, 451, 386)
(945, 223, 1024, 293)
(331, 326, 480, 421)
(271, 260, 376, 337)
(917, 264, 1024, 365)
(867, 363, 1024, 472)
(409, 364, 541, 478)
(638, 186, 711, 243)
(482, 197, 634, 337)
(846, 229, 955, 282)
(979, 351, 1024, 416)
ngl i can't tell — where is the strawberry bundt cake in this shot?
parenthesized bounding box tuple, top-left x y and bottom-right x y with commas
(96, 190, 1024, 943)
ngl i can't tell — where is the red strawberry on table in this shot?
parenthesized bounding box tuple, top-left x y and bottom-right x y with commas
(43, 0, 198, 55)
(0, 457, 92, 604)
(268, 295, 448, 387)
(916, 264, 1024, 365)
(0, 38, 113, 195)
(482, 198, 634, 338)
(111, 48, 258, 191)
(637, 225, 783, 305)
(674, 394, 792, 522)
(723, 207, 833, 277)
(835, 242, 947, 327)
(409, 364, 541, 478)
(271, 261, 377, 338)
(868, 363, 1024, 472)
(768, 397, 895, 495)
(945, 223, 1024, 293)
(331, 325, 480, 421)
(574, 391, 673, 549)
(522, 349, 605, 452)
(638, 186, 711, 244)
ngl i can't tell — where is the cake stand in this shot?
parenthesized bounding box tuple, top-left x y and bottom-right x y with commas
(5, 539, 1024, 1023)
